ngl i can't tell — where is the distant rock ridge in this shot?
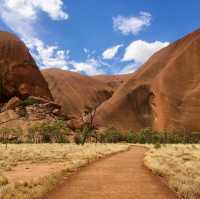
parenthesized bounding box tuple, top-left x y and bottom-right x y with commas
(42, 69, 128, 119)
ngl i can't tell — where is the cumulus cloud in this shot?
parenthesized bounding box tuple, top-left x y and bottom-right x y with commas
(119, 63, 138, 74)
(70, 58, 104, 76)
(27, 37, 70, 69)
(102, 44, 123, 60)
(0, 0, 70, 69)
(122, 40, 169, 63)
(0, 2, 169, 76)
(0, 0, 104, 75)
(1, 0, 68, 21)
(113, 11, 151, 35)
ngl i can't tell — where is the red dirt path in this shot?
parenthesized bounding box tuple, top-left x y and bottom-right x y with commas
(45, 147, 177, 199)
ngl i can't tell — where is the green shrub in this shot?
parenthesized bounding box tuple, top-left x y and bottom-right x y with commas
(126, 131, 134, 143)
(152, 133, 162, 144)
(187, 132, 200, 143)
(100, 128, 125, 143)
(154, 143, 161, 149)
(19, 97, 39, 107)
(138, 128, 160, 144)
(126, 131, 139, 143)
(27, 120, 70, 143)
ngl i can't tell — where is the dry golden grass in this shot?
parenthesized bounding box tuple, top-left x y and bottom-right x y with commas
(144, 144, 200, 199)
(0, 143, 129, 199)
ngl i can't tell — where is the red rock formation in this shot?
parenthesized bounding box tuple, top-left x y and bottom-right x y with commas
(94, 28, 200, 133)
(0, 31, 52, 101)
(42, 68, 117, 119)
(93, 74, 131, 90)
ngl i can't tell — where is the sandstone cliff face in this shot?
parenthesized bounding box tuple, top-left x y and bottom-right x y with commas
(0, 31, 52, 101)
(42, 69, 116, 119)
(94, 29, 200, 133)
(93, 74, 131, 90)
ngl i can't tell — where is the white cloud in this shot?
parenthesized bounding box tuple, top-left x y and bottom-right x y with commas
(0, 0, 70, 69)
(0, 2, 168, 76)
(0, 0, 106, 75)
(0, 0, 103, 76)
(1, 0, 68, 21)
(71, 58, 104, 76)
(119, 63, 138, 74)
(122, 40, 169, 63)
(113, 11, 151, 35)
(27, 37, 70, 69)
(102, 44, 123, 60)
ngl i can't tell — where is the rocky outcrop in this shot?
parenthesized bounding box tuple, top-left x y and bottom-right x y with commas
(0, 31, 62, 138)
(0, 31, 53, 101)
(0, 98, 61, 136)
(2, 96, 21, 111)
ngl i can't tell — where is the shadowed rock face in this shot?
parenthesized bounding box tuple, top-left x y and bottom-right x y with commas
(0, 31, 53, 101)
(94, 28, 200, 133)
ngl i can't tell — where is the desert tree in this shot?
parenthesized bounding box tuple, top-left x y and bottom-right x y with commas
(79, 105, 98, 145)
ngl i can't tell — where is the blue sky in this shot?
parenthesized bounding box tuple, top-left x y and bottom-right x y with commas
(0, 0, 199, 75)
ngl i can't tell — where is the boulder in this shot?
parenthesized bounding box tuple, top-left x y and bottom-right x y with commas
(52, 108, 61, 116)
(2, 96, 21, 111)
(67, 119, 83, 130)
(0, 110, 19, 123)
